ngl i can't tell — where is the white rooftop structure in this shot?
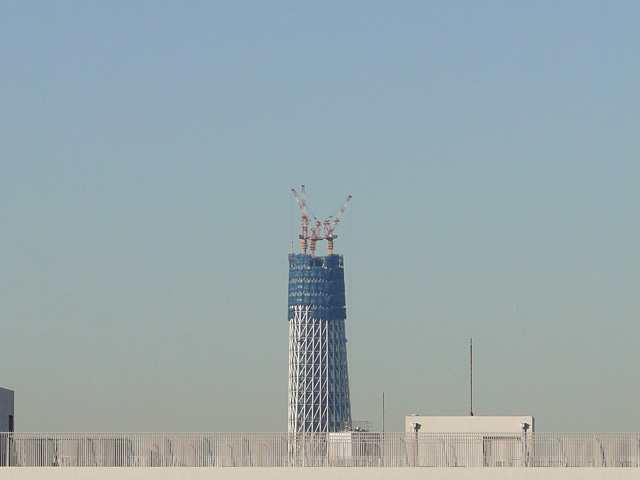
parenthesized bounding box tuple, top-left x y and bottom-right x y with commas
(405, 415, 534, 434)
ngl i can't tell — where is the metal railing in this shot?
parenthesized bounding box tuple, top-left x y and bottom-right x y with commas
(1, 432, 640, 467)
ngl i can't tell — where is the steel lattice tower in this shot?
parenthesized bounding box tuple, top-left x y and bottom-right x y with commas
(288, 186, 352, 434)
(287, 253, 352, 433)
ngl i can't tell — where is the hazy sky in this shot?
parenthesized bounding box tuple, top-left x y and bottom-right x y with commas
(2, 1, 639, 433)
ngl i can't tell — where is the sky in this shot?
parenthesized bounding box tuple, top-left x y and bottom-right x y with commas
(1, 1, 639, 433)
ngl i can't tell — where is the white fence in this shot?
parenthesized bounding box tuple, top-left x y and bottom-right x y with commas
(1, 432, 639, 467)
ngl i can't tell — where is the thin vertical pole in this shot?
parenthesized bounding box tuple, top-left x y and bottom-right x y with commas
(382, 392, 385, 434)
(470, 338, 474, 416)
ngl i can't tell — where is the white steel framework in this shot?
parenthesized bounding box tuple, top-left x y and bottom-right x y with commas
(288, 305, 351, 433)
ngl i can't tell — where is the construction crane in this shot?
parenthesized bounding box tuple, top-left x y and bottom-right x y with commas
(323, 195, 352, 254)
(291, 185, 352, 256)
(291, 185, 310, 254)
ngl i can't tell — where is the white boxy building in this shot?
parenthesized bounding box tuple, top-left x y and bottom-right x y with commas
(405, 415, 534, 434)
(405, 415, 535, 468)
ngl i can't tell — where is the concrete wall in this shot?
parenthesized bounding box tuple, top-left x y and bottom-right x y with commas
(405, 415, 534, 433)
(1, 467, 639, 480)
(0, 388, 14, 432)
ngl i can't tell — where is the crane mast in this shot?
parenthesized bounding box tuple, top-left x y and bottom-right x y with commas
(291, 186, 310, 254)
(291, 185, 351, 256)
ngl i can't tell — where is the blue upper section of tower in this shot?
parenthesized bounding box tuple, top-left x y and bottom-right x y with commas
(288, 253, 346, 321)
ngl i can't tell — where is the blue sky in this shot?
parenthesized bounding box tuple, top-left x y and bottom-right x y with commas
(1, 1, 639, 432)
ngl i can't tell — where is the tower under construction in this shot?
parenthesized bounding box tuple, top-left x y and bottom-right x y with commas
(288, 186, 352, 433)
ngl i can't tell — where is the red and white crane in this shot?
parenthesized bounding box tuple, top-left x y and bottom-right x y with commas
(323, 195, 352, 254)
(291, 185, 311, 254)
(291, 185, 352, 256)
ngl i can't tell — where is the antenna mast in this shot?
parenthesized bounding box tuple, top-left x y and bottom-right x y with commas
(470, 338, 474, 416)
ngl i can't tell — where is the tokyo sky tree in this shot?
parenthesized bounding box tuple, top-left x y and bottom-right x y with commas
(288, 186, 352, 433)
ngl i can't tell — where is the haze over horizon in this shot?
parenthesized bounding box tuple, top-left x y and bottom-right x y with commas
(2, 1, 639, 433)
